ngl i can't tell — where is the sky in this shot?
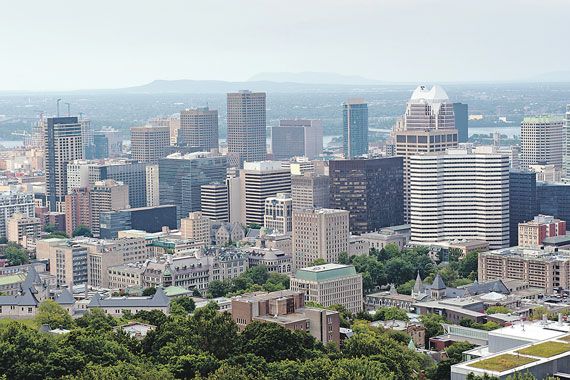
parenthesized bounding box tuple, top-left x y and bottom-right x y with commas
(1, 0, 568, 91)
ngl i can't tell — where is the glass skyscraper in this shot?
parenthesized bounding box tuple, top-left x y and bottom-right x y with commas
(342, 99, 368, 159)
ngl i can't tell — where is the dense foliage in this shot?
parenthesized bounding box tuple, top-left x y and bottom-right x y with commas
(207, 265, 290, 298)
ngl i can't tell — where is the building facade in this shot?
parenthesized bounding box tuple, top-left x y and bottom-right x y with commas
(89, 179, 129, 237)
(0, 192, 35, 238)
(130, 125, 170, 164)
(6, 213, 41, 249)
(178, 107, 219, 151)
(537, 182, 570, 225)
(291, 172, 330, 211)
(509, 170, 538, 246)
(263, 192, 293, 234)
(520, 116, 564, 169)
(342, 99, 368, 159)
(518, 215, 566, 248)
(180, 211, 211, 245)
(453, 102, 469, 143)
(271, 119, 323, 160)
(99, 205, 178, 239)
(200, 183, 228, 222)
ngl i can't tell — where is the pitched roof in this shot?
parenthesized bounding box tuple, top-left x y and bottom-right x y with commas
(87, 287, 169, 308)
(431, 273, 446, 290)
(54, 288, 76, 305)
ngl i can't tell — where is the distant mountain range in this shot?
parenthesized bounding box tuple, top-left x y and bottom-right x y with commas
(248, 71, 384, 85)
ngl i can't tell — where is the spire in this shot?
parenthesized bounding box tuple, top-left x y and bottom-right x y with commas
(408, 338, 416, 350)
(432, 273, 446, 290)
(413, 271, 424, 294)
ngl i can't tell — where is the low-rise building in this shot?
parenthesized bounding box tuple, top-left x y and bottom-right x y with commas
(87, 287, 169, 317)
(6, 212, 41, 250)
(360, 225, 411, 251)
(36, 238, 89, 286)
(518, 214, 567, 248)
(180, 211, 211, 245)
(245, 247, 292, 274)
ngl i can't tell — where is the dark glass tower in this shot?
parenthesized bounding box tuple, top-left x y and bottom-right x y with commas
(453, 102, 469, 143)
(342, 99, 368, 159)
(509, 170, 537, 246)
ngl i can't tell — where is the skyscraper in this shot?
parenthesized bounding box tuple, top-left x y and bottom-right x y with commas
(271, 119, 323, 160)
(145, 164, 160, 207)
(130, 125, 170, 164)
(80, 117, 95, 159)
(44, 116, 83, 211)
(563, 105, 570, 178)
(509, 170, 537, 246)
(94, 127, 123, 158)
(342, 99, 368, 159)
(291, 172, 330, 211)
(410, 147, 510, 249)
(200, 183, 229, 222)
(329, 157, 404, 234)
(159, 152, 227, 220)
(64, 187, 92, 237)
(393, 85, 458, 222)
(264, 192, 293, 234)
(227, 90, 267, 168)
(520, 116, 564, 169)
(453, 102, 469, 143)
(537, 182, 570, 223)
(89, 179, 130, 237)
(179, 107, 219, 151)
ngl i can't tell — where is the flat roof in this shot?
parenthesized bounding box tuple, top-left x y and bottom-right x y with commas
(295, 264, 358, 282)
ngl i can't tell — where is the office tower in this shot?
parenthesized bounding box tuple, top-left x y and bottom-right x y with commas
(520, 116, 564, 169)
(93, 127, 123, 158)
(80, 117, 95, 159)
(518, 215, 566, 247)
(453, 102, 469, 143)
(410, 147, 510, 249)
(271, 119, 323, 160)
(292, 208, 349, 269)
(200, 183, 229, 222)
(394, 85, 458, 222)
(159, 152, 227, 220)
(537, 182, 570, 223)
(180, 211, 211, 245)
(290, 264, 363, 314)
(99, 205, 177, 239)
(264, 192, 293, 234)
(0, 192, 35, 238)
(64, 187, 92, 237)
(145, 164, 159, 207)
(130, 125, 170, 164)
(497, 146, 521, 170)
(149, 115, 180, 146)
(239, 161, 291, 226)
(179, 107, 219, 151)
(227, 90, 267, 167)
(329, 157, 404, 234)
(89, 179, 129, 237)
(44, 116, 83, 211)
(563, 104, 570, 178)
(291, 172, 330, 211)
(36, 239, 88, 286)
(342, 99, 368, 159)
(67, 159, 148, 208)
(509, 170, 537, 246)
(6, 213, 41, 250)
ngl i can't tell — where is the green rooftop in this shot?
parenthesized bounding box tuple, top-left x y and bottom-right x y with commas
(0, 273, 27, 286)
(522, 115, 564, 124)
(516, 341, 570, 358)
(163, 286, 192, 297)
(295, 264, 358, 282)
(468, 354, 537, 372)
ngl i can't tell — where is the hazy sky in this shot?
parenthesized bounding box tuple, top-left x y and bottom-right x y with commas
(1, 0, 568, 90)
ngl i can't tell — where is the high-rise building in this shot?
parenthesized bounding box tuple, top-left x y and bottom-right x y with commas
(410, 147, 510, 249)
(44, 116, 83, 211)
(130, 125, 170, 164)
(64, 187, 92, 237)
(264, 192, 293, 234)
(239, 161, 291, 226)
(99, 205, 177, 239)
(393, 85, 458, 222)
(180, 211, 211, 245)
(518, 215, 566, 248)
(342, 99, 368, 159)
(149, 115, 180, 146)
(292, 208, 349, 269)
(159, 152, 227, 220)
(200, 183, 228, 222)
(89, 179, 130, 237)
(80, 118, 95, 159)
(509, 170, 537, 246)
(0, 192, 35, 238)
(145, 164, 159, 207)
(329, 157, 404, 234)
(453, 102, 469, 143)
(271, 119, 323, 160)
(291, 172, 330, 211)
(520, 116, 564, 169)
(178, 107, 219, 151)
(6, 213, 41, 250)
(93, 127, 123, 158)
(563, 105, 570, 178)
(227, 90, 267, 167)
(67, 159, 148, 208)
(537, 182, 570, 223)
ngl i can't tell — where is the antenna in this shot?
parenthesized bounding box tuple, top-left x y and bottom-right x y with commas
(56, 99, 62, 117)
(64, 102, 71, 116)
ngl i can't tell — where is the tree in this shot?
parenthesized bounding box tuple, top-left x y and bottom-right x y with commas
(170, 296, 196, 314)
(169, 353, 220, 379)
(72, 225, 93, 237)
(486, 306, 511, 315)
(142, 287, 157, 296)
(373, 307, 409, 322)
(396, 279, 416, 295)
(75, 308, 117, 332)
(35, 299, 74, 329)
(338, 251, 351, 265)
(310, 258, 327, 266)
(134, 310, 167, 326)
(187, 303, 240, 359)
(4, 243, 29, 266)
(208, 280, 229, 298)
(420, 313, 446, 346)
(246, 265, 269, 285)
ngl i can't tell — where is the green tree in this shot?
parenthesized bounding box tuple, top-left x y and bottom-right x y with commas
(310, 258, 327, 266)
(134, 310, 168, 326)
(4, 242, 29, 266)
(246, 265, 269, 285)
(420, 313, 446, 346)
(142, 287, 157, 296)
(169, 353, 220, 379)
(72, 225, 93, 237)
(68, 362, 175, 380)
(208, 280, 229, 298)
(75, 308, 117, 332)
(35, 299, 74, 329)
(171, 296, 196, 314)
(338, 251, 351, 265)
(373, 307, 409, 322)
(187, 303, 239, 359)
(396, 279, 416, 295)
(486, 306, 511, 315)
(458, 251, 479, 278)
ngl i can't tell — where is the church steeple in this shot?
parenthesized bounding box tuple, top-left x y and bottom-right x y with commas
(412, 271, 424, 296)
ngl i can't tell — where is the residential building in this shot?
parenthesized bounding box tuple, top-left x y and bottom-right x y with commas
(292, 208, 349, 269)
(36, 238, 88, 286)
(453, 102, 469, 143)
(0, 192, 35, 238)
(130, 125, 170, 164)
(291, 172, 330, 211)
(290, 264, 363, 314)
(239, 161, 291, 226)
(44, 116, 83, 211)
(180, 211, 211, 245)
(99, 205, 177, 239)
(178, 107, 219, 151)
(537, 182, 570, 223)
(64, 187, 91, 237)
(145, 164, 159, 207)
(410, 147, 510, 249)
(329, 157, 404, 234)
(520, 116, 564, 169)
(227, 90, 266, 167)
(159, 152, 227, 220)
(342, 98, 368, 158)
(509, 170, 538, 246)
(271, 119, 323, 160)
(6, 213, 41, 249)
(393, 85, 458, 222)
(89, 179, 129, 237)
(518, 215, 566, 247)
(231, 290, 340, 345)
(200, 183, 228, 222)
(263, 192, 293, 234)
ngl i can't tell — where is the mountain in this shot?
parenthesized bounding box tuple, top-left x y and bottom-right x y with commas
(248, 71, 384, 85)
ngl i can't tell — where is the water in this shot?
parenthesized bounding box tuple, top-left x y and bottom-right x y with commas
(469, 126, 520, 138)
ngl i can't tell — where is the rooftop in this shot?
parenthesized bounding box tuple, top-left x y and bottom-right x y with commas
(522, 115, 564, 124)
(295, 264, 358, 282)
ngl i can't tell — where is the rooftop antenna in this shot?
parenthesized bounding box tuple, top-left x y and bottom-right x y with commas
(64, 102, 71, 116)
(56, 98, 62, 117)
